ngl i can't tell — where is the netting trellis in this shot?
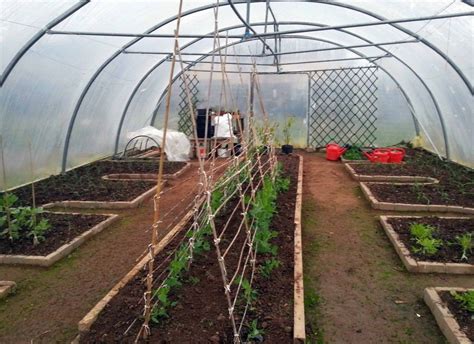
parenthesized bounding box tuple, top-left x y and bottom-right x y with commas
(177, 73, 199, 136)
(308, 67, 379, 147)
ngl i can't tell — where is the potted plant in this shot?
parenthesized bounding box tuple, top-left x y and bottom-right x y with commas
(281, 116, 295, 154)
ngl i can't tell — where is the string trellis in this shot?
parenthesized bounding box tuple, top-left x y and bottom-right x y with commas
(308, 67, 379, 147)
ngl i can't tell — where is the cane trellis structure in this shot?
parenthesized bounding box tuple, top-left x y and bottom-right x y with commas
(308, 67, 379, 148)
(177, 73, 199, 136)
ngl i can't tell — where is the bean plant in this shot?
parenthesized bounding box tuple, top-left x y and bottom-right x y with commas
(0, 192, 51, 245)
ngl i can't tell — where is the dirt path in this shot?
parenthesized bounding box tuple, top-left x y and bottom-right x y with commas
(301, 152, 473, 344)
(0, 163, 202, 343)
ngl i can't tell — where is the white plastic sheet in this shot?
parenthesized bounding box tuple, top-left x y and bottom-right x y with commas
(126, 126, 190, 162)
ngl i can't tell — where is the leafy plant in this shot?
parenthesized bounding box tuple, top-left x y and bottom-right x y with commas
(343, 146, 363, 160)
(409, 223, 435, 240)
(412, 237, 443, 256)
(0, 193, 50, 245)
(409, 223, 443, 256)
(456, 233, 472, 261)
(450, 290, 474, 313)
(151, 284, 177, 322)
(282, 116, 295, 146)
(246, 319, 265, 342)
(235, 276, 257, 305)
(260, 258, 281, 278)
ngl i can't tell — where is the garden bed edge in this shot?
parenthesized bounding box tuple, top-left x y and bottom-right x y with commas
(0, 213, 119, 267)
(379, 216, 474, 274)
(423, 287, 473, 344)
(360, 182, 474, 214)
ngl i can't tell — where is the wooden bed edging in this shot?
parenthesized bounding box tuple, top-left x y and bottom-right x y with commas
(77, 202, 199, 336)
(360, 182, 474, 214)
(43, 185, 160, 210)
(344, 163, 438, 183)
(424, 287, 473, 344)
(101, 162, 191, 182)
(0, 281, 16, 299)
(294, 154, 306, 343)
(0, 213, 119, 267)
(379, 216, 474, 274)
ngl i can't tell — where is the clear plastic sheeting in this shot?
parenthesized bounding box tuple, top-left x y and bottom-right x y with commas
(0, 0, 473, 189)
(126, 126, 190, 162)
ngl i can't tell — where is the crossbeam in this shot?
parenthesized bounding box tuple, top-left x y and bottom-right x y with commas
(175, 54, 390, 66)
(47, 11, 472, 39)
(123, 39, 418, 57)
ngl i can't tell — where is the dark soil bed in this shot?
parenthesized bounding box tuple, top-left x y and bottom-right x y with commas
(4, 161, 186, 206)
(439, 291, 474, 341)
(80, 154, 298, 343)
(356, 148, 474, 207)
(0, 213, 108, 256)
(388, 217, 474, 264)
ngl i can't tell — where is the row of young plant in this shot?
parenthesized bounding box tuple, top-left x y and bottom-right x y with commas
(148, 157, 290, 343)
(149, 155, 260, 323)
(0, 193, 51, 246)
(409, 222, 472, 260)
(234, 165, 290, 342)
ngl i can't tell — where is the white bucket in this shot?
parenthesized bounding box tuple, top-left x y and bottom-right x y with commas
(217, 148, 230, 158)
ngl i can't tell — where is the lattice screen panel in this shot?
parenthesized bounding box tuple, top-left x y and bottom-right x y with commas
(178, 73, 199, 136)
(308, 67, 378, 147)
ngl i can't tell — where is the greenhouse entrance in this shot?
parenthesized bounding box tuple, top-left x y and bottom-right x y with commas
(308, 66, 378, 148)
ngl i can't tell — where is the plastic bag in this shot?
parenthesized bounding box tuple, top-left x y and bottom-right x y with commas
(126, 126, 190, 161)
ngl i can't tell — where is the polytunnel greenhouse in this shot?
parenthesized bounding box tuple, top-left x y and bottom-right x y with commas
(0, 0, 473, 343)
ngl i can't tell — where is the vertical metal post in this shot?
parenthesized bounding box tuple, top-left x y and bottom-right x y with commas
(306, 73, 311, 148)
(245, 0, 251, 38)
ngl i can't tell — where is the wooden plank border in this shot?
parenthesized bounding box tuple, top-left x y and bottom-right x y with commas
(360, 182, 474, 214)
(424, 287, 473, 344)
(294, 154, 306, 343)
(344, 163, 438, 183)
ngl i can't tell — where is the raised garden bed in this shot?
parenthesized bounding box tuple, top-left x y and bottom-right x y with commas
(77, 155, 304, 343)
(0, 281, 16, 299)
(344, 163, 437, 183)
(424, 287, 473, 343)
(380, 216, 474, 274)
(4, 160, 187, 209)
(355, 148, 473, 211)
(0, 212, 118, 266)
(362, 182, 474, 213)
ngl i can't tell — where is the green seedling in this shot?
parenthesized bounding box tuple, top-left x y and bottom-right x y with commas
(260, 258, 281, 278)
(246, 319, 265, 342)
(450, 290, 474, 313)
(456, 233, 472, 261)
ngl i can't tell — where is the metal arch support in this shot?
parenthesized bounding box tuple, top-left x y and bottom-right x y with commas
(60, 1, 241, 172)
(63, 0, 464, 170)
(146, 35, 421, 145)
(0, 0, 90, 87)
(116, 21, 446, 157)
(319, 0, 473, 95)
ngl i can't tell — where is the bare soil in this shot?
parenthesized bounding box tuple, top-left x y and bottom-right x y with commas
(388, 217, 474, 264)
(0, 161, 201, 343)
(0, 213, 108, 256)
(6, 161, 186, 205)
(80, 155, 298, 343)
(300, 151, 473, 344)
(439, 291, 473, 341)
